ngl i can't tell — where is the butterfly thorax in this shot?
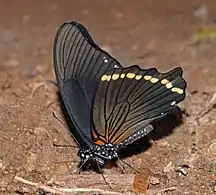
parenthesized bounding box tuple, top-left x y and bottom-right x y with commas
(78, 143, 118, 166)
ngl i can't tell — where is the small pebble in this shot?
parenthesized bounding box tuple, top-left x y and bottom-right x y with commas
(175, 165, 189, 176)
(149, 176, 160, 185)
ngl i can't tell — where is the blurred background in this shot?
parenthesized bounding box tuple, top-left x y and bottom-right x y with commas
(0, 0, 216, 194)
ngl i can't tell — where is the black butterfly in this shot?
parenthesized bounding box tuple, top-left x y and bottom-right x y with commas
(53, 21, 187, 170)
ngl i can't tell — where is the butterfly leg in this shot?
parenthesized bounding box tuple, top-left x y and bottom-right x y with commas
(95, 161, 111, 189)
(118, 157, 139, 174)
(117, 158, 126, 174)
(75, 159, 88, 174)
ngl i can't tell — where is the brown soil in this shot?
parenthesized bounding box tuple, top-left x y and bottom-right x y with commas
(0, 0, 216, 194)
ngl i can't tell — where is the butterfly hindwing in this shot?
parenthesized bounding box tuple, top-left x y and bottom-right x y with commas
(92, 65, 186, 146)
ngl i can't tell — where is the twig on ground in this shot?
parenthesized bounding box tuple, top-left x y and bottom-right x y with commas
(14, 176, 121, 195)
(159, 186, 176, 192)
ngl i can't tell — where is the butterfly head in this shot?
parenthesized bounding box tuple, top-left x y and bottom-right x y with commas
(78, 143, 118, 167)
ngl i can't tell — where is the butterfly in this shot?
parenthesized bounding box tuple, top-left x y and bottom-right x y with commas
(53, 21, 187, 170)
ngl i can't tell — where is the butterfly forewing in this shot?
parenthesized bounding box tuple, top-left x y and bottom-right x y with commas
(53, 21, 123, 103)
(92, 65, 186, 145)
(53, 21, 123, 148)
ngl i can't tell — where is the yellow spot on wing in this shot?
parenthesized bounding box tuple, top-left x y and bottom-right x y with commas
(101, 75, 108, 81)
(107, 75, 111, 81)
(166, 82, 173, 89)
(112, 74, 119, 80)
(135, 75, 142, 80)
(126, 73, 136, 79)
(171, 87, 183, 94)
(120, 73, 125, 78)
(144, 75, 152, 80)
(161, 79, 169, 84)
(150, 77, 159, 83)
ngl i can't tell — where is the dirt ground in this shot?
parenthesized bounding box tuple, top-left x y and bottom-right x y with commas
(0, 0, 216, 194)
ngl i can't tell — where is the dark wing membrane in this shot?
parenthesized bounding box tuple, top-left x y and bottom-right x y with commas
(53, 21, 123, 103)
(53, 21, 123, 149)
(92, 65, 186, 146)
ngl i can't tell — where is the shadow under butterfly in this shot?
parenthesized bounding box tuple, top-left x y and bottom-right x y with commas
(118, 107, 184, 160)
(53, 21, 187, 177)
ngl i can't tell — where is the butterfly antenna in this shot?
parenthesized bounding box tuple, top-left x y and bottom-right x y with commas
(52, 112, 79, 148)
(77, 159, 88, 174)
(117, 157, 126, 173)
(53, 142, 77, 148)
(95, 161, 111, 189)
(53, 112, 67, 129)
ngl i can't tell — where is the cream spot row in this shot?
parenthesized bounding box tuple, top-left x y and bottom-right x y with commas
(101, 73, 184, 95)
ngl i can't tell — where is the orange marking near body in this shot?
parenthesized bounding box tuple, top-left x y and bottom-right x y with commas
(92, 129, 108, 146)
(95, 140, 105, 146)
